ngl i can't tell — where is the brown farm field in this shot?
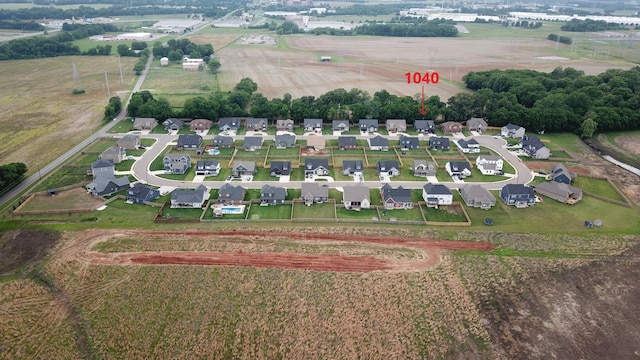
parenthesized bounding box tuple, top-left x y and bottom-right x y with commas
(1, 228, 639, 359)
(0, 56, 138, 174)
(210, 35, 636, 99)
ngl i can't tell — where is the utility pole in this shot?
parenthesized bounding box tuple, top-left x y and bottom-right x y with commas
(105, 72, 111, 98)
(118, 55, 124, 85)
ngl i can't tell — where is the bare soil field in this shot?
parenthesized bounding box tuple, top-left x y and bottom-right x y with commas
(215, 36, 636, 99)
(19, 187, 104, 212)
(61, 229, 494, 272)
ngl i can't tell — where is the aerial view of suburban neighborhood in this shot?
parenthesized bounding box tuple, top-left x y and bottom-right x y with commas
(1, 0, 640, 358)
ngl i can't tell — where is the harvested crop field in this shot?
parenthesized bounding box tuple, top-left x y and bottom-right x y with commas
(215, 36, 635, 99)
(1, 228, 639, 359)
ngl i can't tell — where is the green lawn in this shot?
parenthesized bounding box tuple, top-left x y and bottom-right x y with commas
(292, 202, 336, 219)
(538, 133, 584, 154)
(84, 139, 117, 153)
(463, 191, 638, 234)
(465, 171, 509, 183)
(35, 166, 91, 191)
(162, 206, 205, 220)
(423, 205, 468, 222)
(460, 21, 565, 40)
(573, 177, 625, 202)
(379, 207, 424, 222)
(252, 167, 274, 181)
(108, 119, 134, 133)
(248, 204, 292, 220)
(114, 160, 134, 172)
(93, 200, 159, 228)
(336, 207, 379, 220)
(157, 164, 196, 181)
(268, 145, 300, 156)
(74, 154, 99, 165)
(369, 188, 382, 205)
(333, 148, 365, 155)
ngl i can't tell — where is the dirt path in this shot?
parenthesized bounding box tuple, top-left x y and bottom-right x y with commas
(60, 230, 494, 273)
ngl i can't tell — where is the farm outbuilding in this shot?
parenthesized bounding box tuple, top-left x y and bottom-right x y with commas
(160, 57, 169, 66)
(320, 56, 332, 62)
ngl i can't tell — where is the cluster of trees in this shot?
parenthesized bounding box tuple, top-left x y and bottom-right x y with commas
(85, 44, 112, 56)
(0, 23, 119, 60)
(548, 34, 572, 45)
(133, 50, 150, 75)
(0, 162, 27, 194)
(0, 20, 44, 31)
(103, 96, 122, 121)
(561, 19, 627, 32)
(152, 38, 214, 62)
(356, 20, 458, 37)
(461, 67, 640, 137)
(125, 78, 447, 123)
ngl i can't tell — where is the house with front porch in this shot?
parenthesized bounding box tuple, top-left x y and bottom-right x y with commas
(195, 160, 220, 176)
(301, 183, 328, 205)
(466, 117, 488, 132)
(342, 160, 364, 176)
(270, 161, 291, 177)
(332, 120, 350, 133)
(501, 123, 526, 138)
(304, 159, 330, 178)
(276, 119, 294, 132)
(429, 136, 450, 151)
(359, 119, 378, 133)
(304, 118, 323, 133)
(459, 184, 496, 209)
(456, 138, 480, 153)
(218, 118, 241, 133)
(368, 135, 389, 151)
(500, 184, 536, 208)
(163, 153, 191, 174)
(475, 155, 504, 175)
(381, 184, 413, 209)
(441, 121, 463, 134)
(445, 161, 472, 178)
(414, 120, 435, 134)
(246, 118, 268, 131)
(377, 161, 400, 177)
(412, 160, 436, 177)
(232, 161, 256, 177)
(386, 119, 407, 133)
(342, 184, 370, 211)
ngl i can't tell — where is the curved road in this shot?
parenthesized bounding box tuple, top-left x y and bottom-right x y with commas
(131, 133, 533, 191)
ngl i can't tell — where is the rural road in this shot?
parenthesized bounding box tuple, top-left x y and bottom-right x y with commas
(130, 133, 533, 191)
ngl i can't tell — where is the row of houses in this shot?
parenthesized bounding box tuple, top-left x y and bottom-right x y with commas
(133, 117, 526, 135)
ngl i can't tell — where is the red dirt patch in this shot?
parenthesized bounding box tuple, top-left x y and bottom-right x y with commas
(65, 230, 494, 273)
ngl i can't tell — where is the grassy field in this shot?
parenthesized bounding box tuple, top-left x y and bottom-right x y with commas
(292, 201, 336, 219)
(0, 56, 138, 175)
(573, 177, 626, 202)
(247, 203, 292, 219)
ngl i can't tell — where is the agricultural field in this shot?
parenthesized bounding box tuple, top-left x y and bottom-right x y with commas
(0, 56, 138, 175)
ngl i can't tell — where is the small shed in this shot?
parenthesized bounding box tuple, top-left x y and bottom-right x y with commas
(160, 57, 169, 66)
(47, 188, 58, 196)
(320, 56, 332, 62)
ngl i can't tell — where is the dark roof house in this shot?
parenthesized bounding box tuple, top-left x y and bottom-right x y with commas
(332, 120, 350, 132)
(359, 119, 378, 133)
(212, 135, 234, 148)
(274, 134, 296, 148)
(377, 161, 400, 177)
(126, 183, 160, 204)
(338, 136, 357, 150)
(381, 184, 413, 209)
(414, 120, 435, 133)
(177, 134, 202, 150)
(342, 160, 364, 176)
(270, 161, 291, 176)
(170, 185, 208, 208)
(551, 163, 576, 184)
(301, 182, 328, 205)
(218, 183, 245, 204)
(500, 184, 536, 208)
(243, 136, 263, 151)
(218, 117, 241, 132)
(399, 135, 419, 150)
(246, 118, 268, 131)
(429, 136, 450, 151)
(459, 184, 496, 209)
(260, 184, 287, 205)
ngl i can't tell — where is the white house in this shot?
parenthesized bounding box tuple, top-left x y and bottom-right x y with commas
(501, 123, 526, 138)
(422, 183, 453, 208)
(475, 155, 504, 175)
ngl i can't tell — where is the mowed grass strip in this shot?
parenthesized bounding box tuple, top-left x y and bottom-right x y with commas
(573, 177, 625, 202)
(423, 205, 468, 222)
(336, 207, 379, 220)
(292, 202, 336, 219)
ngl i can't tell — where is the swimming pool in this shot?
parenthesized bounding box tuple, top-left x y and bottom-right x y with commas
(212, 204, 245, 215)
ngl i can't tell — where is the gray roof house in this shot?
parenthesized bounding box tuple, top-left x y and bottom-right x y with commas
(126, 183, 160, 204)
(243, 136, 263, 151)
(232, 161, 256, 177)
(501, 123, 526, 138)
(195, 160, 220, 176)
(338, 136, 357, 150)
(412, 160, 436, 177)
(446, 161, 472, 178)
(163, 118, 184, 131)
(377, 161, 400, 177)
(304, 118, 323, 133)
(177, 134, 202, 150)
(342, 184, 371, 211)
(246, 117, 268, 131)
(276, 119, 294, 131)
(466, 117, 488, 132)
(190, 119, 213, 132)
(270, 161, 291, 176)
(414, 120, 435, 133)
(163, 153, 191, 174)
(459, 184, 496, 209)
(274, 134, 296, 148)
(170, 185, 209, 208)
(218, 117, 241, 132)
(381, 184, 413, 209)
(332, 120, 350, 132)
(304, 159, 330, 177)
(301, 182, 328, 205)
(260, 184, 287, 205)
(500, 184, 536, 208)
(133, 117, 158, 130)
(359, 119, 378, 133)
(212, 135, 234, 148)
(551, 163, 576, 184)
(422, 183, 453, 207)
(99, 146, 126, 164)
(91, 159, 115, 180)
(475, 155, 504, 175)
(86, 176, 130, 197)
(429, 136, 450, 151)
(521, 135, 551, 159)
(457, 138, 480, 153)
(342, 160, 364, 176)
(534, 182, 583, 204)
(386, 119, 407, 133)
(399, 135, 420, 150)
(218, 183, 246, 205)
(118, 134, 140, 149)
(368, 135, 389, 151)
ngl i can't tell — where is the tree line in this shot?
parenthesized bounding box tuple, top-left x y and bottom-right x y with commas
(119, 66, 640, 139)
(0, 20, 44, 31)
(561, 18, 628, 32)
(461, 66, 640, 137)
(0, 23, 117, 60)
